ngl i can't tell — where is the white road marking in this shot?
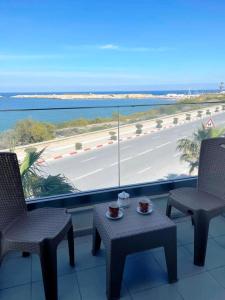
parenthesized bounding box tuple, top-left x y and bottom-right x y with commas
(75, 168, 103, 180)
(121, 145, 131, 150)
(137, 149, 153, 156)
(121, 156, 133, 162)
(109, 162, 118, 167)
(155, 142, 171, 149)
(81, 156, 96, 162)
(137, 166, 152, 174)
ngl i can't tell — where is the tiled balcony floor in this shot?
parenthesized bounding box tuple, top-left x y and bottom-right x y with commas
(2, 198, 225, 299)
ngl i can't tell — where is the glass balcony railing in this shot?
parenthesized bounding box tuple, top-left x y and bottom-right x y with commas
(1, 100, 225, 202)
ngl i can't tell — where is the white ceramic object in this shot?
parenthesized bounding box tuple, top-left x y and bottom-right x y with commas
(117, 191, 130, 208)
(106, 209, 124, 220)
(136, 206, 153, 215)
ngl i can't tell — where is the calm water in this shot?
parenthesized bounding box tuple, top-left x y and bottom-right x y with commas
(0, 90, 213, 131)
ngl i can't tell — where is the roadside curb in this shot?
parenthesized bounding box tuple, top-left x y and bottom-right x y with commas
(36, 110, 222, 165)
(36, 123, 181, 164)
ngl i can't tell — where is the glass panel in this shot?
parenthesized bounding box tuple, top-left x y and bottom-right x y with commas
(119, 102, 225, 185)
(0, 106, 119, 199)
(0, 96, 225, 202)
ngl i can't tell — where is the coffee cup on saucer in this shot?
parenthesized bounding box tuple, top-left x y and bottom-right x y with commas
(139, 198, 151, 213)
(108, 202, 120, 218)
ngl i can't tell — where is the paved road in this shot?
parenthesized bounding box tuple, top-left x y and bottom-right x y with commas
(44, 112, 225, 191)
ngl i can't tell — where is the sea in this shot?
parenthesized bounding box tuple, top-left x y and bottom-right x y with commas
(0, 90, 215, 132)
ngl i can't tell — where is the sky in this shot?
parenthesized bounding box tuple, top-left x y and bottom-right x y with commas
(0, 0, 225, 92)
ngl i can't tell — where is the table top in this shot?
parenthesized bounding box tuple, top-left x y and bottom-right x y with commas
(93, 197, 175, 240)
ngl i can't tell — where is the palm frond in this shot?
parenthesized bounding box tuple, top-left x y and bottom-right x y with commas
(20, 148, 45, 178)
(176, 124, 225, 174)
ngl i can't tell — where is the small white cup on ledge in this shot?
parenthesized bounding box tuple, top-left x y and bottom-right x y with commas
(117, 191, 130, 208)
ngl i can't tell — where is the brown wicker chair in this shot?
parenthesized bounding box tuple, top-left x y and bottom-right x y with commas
(0, 152, 75, 300)
(167, 138, 225, 266)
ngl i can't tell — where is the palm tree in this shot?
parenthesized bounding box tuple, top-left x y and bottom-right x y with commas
(20, 148, 76, 198)
(177, 125, 225, 174)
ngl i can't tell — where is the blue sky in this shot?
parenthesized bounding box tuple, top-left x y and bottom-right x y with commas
(0, 0, 225, 91)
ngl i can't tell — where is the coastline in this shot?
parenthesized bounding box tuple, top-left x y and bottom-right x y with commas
(11, 93, 197, 100)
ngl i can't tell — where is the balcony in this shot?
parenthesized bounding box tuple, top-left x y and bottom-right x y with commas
(2, 195, 225, 300)
(1, 99, 225, 299)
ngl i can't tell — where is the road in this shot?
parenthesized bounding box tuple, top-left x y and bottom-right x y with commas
(43, 112, 225, 192)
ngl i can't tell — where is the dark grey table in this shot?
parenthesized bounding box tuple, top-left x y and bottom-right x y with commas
(92, 197, 177, 300)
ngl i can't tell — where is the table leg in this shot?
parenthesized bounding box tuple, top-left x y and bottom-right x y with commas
(92, 227, 101, 256)
(164, 229, 177, 283)
(106, 251, 126, 300)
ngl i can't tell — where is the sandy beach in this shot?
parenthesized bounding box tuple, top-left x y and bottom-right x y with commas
(11, 93, 196, 100)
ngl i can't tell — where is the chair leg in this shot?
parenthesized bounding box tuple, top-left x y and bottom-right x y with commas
(67, 225, 75, 266)
(92, 227, 101, 256)
(166, 202, 172, 218)
(193, 213, 210, 266)
(40, 243, 58, 300)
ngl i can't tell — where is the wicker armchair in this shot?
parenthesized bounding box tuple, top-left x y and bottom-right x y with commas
(0, 152, 75, 300)
(167, 138, 225, 266)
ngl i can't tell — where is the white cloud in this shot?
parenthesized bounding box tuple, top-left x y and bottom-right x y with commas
(99, 44, 119, 50)
(65, 44, 174, 53)
(98, 44, 174, 52)
(0, 46, 173, 61)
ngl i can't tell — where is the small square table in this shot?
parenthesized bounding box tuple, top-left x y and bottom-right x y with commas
(92, 197, 177, 300)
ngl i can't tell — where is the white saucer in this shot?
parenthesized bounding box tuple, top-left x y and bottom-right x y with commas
(136, 206, 153, 215)
(106, 209, 124, 220)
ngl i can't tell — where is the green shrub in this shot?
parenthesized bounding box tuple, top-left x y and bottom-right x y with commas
(75, 142, 82, 150)
(109, 131, 117, 140)
(173, 117, 179, 125)
(186, 114, 191, 121)
(14, 119, 55, 145)
(136, 129, 142, 134)
(156, 120, 163, 128)
(136, 123, 143, 134)
(197, 110, 203, 118)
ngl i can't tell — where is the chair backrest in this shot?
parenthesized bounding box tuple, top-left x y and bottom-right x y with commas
(198, 137, 225, 200)
(0, 152, 26, 232)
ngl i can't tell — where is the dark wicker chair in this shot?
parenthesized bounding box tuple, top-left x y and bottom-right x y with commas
(167, 138, 225, 266)
(0, 152, 75, 300)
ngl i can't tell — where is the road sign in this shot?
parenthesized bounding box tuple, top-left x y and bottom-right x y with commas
(205, 118, 215, 128)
